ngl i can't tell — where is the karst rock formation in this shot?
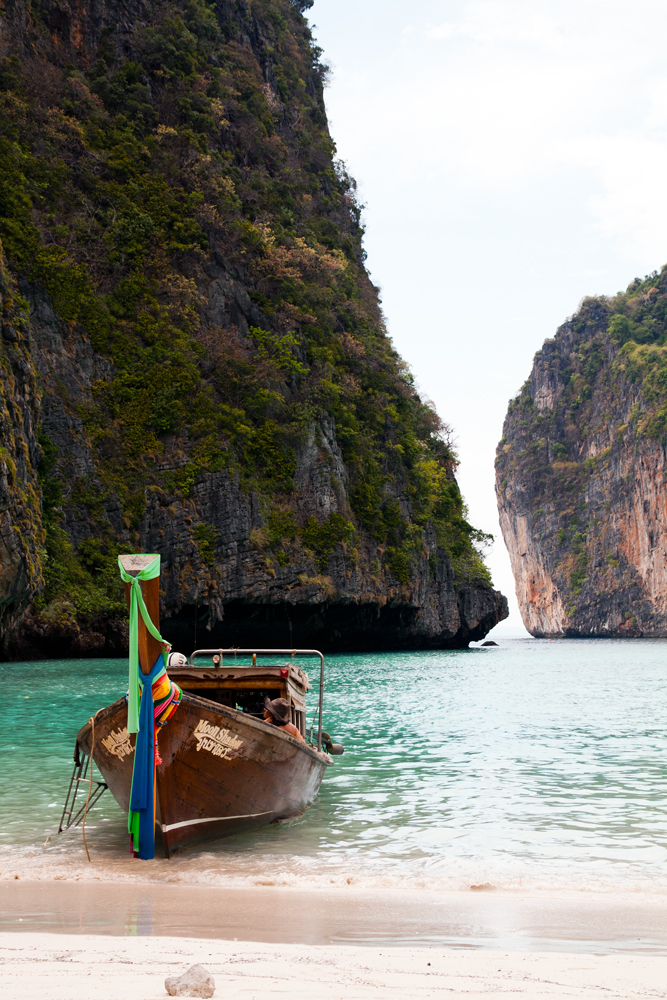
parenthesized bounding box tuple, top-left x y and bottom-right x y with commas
(0, 0, 506, 656)
(497, 268, 667, 637)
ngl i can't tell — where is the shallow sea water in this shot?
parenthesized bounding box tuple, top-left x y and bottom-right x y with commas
(1, 638, 666, 895)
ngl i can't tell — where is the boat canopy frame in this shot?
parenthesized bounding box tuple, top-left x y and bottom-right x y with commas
(187, 648, 325, 751)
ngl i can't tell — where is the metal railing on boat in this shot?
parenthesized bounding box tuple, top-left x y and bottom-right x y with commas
(187, 648, 325, 751)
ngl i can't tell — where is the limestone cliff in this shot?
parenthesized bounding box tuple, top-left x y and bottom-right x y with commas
(0, 0, 507, 656)
(0, 249, 43, 633)
(497, 267, 667, 637)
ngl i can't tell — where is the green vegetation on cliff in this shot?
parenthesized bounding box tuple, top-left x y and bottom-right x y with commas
(499, 266, 667, 487)
(0, 0, 493, 635)
(496, 262, 667, 631)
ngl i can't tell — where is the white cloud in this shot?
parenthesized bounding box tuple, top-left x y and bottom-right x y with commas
(326, 0, 667, 254)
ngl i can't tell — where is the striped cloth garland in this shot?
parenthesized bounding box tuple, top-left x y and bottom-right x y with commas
(148, 666, 181, 767)
(150, 666, 182, 729)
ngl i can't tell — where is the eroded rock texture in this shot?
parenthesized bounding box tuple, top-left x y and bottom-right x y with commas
(0, 248, 43, 634)
(497, 272, 667, 637)
(0, 0, 506, 656)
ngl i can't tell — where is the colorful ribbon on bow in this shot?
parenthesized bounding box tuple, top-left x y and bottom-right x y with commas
(118, 554, 168, 734)
(118, 555, 181, 860)
(128, 654, 169, 859)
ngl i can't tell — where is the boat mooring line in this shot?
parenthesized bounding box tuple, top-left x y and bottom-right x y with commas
(161, 812, 273, 832)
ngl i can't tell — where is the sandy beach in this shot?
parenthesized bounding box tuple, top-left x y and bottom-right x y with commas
(2, 930, 666, 999)
(2, 879, 667, 998)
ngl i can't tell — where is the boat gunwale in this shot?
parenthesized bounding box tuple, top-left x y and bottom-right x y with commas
(77, 692, 333, 766)
(182, 690, 333, 764)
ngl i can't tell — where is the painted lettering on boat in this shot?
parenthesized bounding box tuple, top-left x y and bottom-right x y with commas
(102, 727, 134, 760)
(193, 719, 244, 759)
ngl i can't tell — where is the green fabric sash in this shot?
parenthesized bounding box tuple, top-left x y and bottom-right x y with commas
(118, 554, 169, 733)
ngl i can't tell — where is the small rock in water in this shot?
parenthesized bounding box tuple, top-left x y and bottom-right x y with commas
(165, 964, 215, 998)
(480, 640, 498, 646)
(470, 882, 496, 892)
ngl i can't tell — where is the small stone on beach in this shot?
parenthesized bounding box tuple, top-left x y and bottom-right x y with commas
(165, 963, 215, 997)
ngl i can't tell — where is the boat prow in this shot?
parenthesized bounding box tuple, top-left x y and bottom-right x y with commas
(58, 553, 341, 859)
(74, 649, 335, 857)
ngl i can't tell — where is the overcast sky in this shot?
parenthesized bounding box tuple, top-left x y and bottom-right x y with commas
(310, 0, 667, 631)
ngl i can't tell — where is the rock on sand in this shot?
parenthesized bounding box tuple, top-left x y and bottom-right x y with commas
(165, 964, 215, 997)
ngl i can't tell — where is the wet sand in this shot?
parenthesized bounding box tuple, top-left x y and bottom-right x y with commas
(1, 931, 666, 999)
(2, 878, 667, 952)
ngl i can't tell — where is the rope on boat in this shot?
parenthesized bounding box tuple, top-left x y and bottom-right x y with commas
(307, 701, 320, 747)
(81, 710, 101, 863)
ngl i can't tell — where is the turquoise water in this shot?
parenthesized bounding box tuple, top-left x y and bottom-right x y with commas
(1, 638, 666, 894)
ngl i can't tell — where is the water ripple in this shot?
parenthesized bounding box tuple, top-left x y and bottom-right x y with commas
(1, 638, 666, 893)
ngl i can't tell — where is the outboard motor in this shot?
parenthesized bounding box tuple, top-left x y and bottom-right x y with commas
(321, 731, 344, 755)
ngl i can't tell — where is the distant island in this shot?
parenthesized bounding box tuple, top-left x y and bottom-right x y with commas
(0, 0, 506, 657)
(497, 267, 667, 637)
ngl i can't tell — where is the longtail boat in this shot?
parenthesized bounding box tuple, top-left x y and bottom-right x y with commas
(58, 554, 342, 859)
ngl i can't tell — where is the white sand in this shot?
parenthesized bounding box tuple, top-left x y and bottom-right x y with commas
(1, 932, 665, 999)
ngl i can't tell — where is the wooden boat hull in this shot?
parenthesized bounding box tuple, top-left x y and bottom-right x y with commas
(78, 691, 332, 856)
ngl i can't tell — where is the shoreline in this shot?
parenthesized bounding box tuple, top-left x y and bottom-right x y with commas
(3, 879, 667, 954)
(5, 839, 667, 899)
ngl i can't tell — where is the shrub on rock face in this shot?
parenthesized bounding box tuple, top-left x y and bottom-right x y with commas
(0, 0, 506, 652)
(497, 265, 667, 637)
